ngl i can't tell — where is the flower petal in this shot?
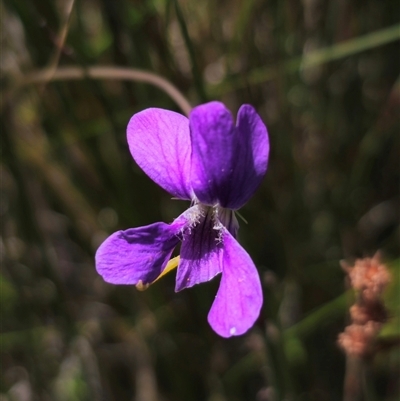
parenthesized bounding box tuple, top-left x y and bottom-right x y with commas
(225, 104, 269, 209)
(207, 229, 263, 337)
(175, 205, 223, 291)
(189, 102, 269, 209)
(127, 108, 192, 199)
(95, 219, 185, 286)
(217, 207, 239, 238)
(189, 102, 236, 206)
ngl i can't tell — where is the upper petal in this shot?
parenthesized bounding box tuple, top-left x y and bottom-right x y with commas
(127, 108, 192, 199)
(95, 219, 185, 285)
(189, 102, 269, 209)
(189, 102, 236, 206)
(225, 104, 269, 209)
(175, 205, 223, 291)
(207, 229, 263, 337)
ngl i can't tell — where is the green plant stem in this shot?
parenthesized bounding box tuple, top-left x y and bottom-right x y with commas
(5, 66, 192, 116)
(284, 292, 351, 339)
(172, 0, 208, 102)
(211, 23, 400, 95)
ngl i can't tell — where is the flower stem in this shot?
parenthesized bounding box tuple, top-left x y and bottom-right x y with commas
(5, 66, 192, 116)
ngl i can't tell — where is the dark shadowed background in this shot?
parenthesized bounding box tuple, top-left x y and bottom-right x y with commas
(1, 0, 399, 400)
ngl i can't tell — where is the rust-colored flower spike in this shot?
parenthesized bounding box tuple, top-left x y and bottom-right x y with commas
(338, 253, 391, 358)
(344, 253, 391, 302)
(338, 322, 382, 357)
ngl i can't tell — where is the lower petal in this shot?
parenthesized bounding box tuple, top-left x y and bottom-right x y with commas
(95, 220, 184, 286)
(175, 205, 223, 291)
(207, 230, 263, 337)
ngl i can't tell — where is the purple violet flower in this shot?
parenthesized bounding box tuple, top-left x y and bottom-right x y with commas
(95, 101, 269, 337)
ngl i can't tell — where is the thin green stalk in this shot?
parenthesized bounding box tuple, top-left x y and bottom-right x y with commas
(284, 292, 351, 339)
(6, 66, 192, 116)
(172, 0, 208, 102)
(211, 24, 400, 95)
(264, 331, 288, 401)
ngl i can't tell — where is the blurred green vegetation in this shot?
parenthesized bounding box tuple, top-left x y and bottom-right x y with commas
(1, 0, 399, 400)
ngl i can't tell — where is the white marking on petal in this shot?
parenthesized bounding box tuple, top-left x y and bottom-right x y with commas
(181, 204, 205, 237)
(211, 206, 224, 243)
